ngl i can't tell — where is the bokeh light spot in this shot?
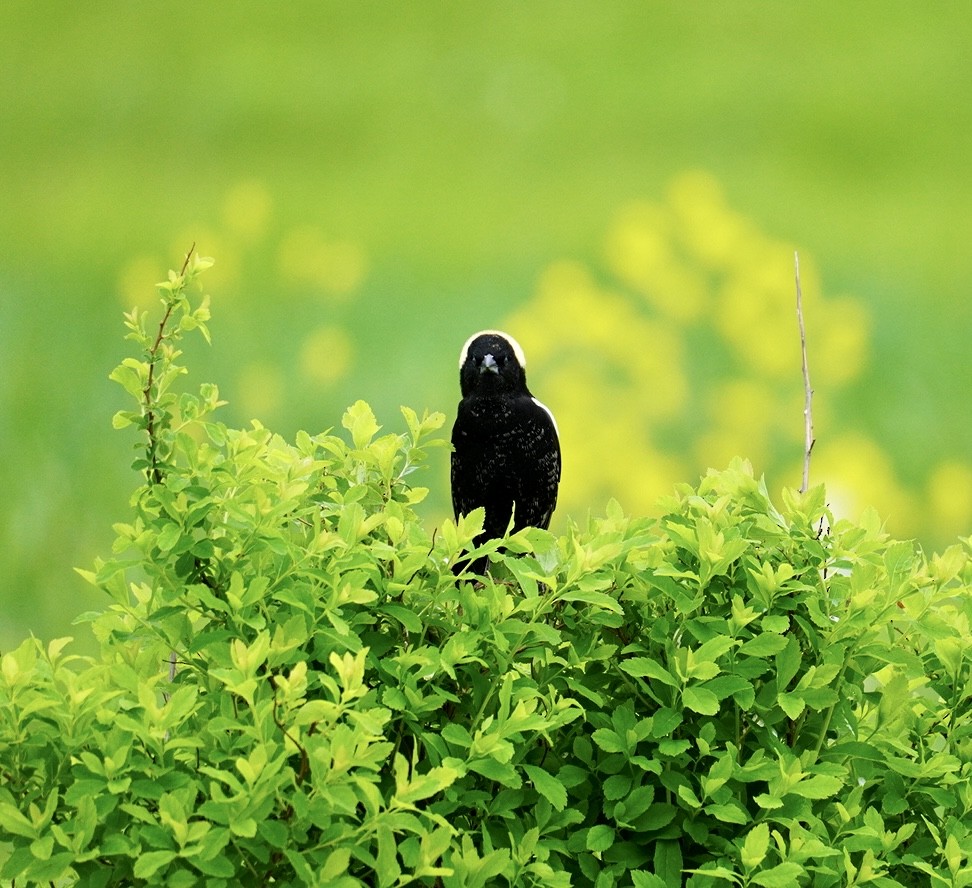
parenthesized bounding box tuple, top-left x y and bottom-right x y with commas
(117, 254, 164, 310)
(237, 362, 284, 421)
(298, 325, 354, 387)
(221, 179, 273, 243)
(507, 172, 886, 532)
(815, 432, 915, 532)
(277, 226, 367, 297)
(927, 461, 972, 537)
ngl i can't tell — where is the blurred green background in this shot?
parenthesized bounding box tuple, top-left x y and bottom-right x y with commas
(2, 3, 971, 653)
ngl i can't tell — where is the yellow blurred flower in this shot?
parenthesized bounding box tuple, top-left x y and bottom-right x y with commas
(813, 432, 915, 532)
(237, 362, 284, 421)
(277, 226, 367, 298)
(117, 253, 164, 310)
(298, 325, 354, 387)
(221, 180, 273, 243)
(505, 171, 890, 531)
(927, 461, 972, 539)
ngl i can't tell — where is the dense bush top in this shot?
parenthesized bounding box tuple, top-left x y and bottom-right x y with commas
(1, 259, 971, 886)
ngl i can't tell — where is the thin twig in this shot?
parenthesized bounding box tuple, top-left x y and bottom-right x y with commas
(795, 251, 815, 493)
(143, 243, 195, 485)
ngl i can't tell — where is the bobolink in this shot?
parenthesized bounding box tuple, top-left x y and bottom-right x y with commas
(451, 330, 561, 572)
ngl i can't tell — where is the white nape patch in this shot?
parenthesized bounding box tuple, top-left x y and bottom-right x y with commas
(458, 329, 527, 369)
(533, 397, 559, 437)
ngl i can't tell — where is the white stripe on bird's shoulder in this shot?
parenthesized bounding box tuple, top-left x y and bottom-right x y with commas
(458, 329, 528, 369)
(532, 398, 559, 437)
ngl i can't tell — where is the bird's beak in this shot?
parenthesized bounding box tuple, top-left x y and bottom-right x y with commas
(480, 353, 498, 374)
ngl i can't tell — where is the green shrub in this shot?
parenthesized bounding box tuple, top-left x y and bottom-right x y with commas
(2, 256, 971, 886)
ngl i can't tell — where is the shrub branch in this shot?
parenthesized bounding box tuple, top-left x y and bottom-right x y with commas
(795, 251, 815, 493)
(143, 242, 195, 485)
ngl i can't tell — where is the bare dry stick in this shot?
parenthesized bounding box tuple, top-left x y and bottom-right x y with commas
(795, 251, 815, 492)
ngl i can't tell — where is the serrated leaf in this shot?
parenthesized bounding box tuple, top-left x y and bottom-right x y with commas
(156, 522, 182, 553)
(603, 774, 631, 800)
(789, 773, 843, 799)
(705, 802, 750, 825)
(653, 840, 683, 886)
(695, 635, 738, 662)
(524, 765, 567, 811)
(631, 873, 667, 888)
(396, 765, 460, 804)
(586, 824, 615, 853)
(0, 802, 37, 838)
(621, 657, 678, 687)
(777, 691, 805, 719)
(591, 728, 625, 753)
(560, 589, 624, 612)
(342, 400, 380, 449)
(677, 784, 702, 808)
(380, 604, 423, 633)
(741, 822, 770, 869)
(751, 862, 806, 887)
(133, 850, 177, 880)
(683, 686, 719, 715)
(657, 738, 691, 756)
(468, 758, 520, 787)
(739, 632, 789, 657)
(441, 723, 472, 747)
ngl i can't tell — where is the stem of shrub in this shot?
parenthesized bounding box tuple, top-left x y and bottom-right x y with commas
(795, 251, 815, 493)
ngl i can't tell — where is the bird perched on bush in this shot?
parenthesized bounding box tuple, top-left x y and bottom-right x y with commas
(451, 330, 561, 573)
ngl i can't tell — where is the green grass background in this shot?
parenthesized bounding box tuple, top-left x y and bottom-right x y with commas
(2, 3, 971, 652)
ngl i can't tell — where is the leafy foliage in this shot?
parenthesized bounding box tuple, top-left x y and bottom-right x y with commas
(2, 257, 972, 886)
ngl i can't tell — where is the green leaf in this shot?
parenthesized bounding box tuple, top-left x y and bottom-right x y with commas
(777, 692, 805, 719)
(653, 840, 683, 886)
(751, 862, 806, 887)
(381, 604, 423, 633)
(677, 784, 702, 808)
(789, 773, 843, 799)
(650, 707, 683, 737)
(109, 359, 146, 398)
(156, 521, 182, 553)
(586, 824, 615, 853)
(741, 822, 770, 870)
(322, 848, 352, 881)
(134, 850, 177, 880)
(524, 765, 568, 811)
(376, 825, 400, 888)
(739, 632, 789, 657)
(591, 728, 626, 753)
(342, 400, 380, 449)
(620, 656, 678, 687)
(0, 802, 37, 838)
(631, 873, 667, 888)
(560, 589, 624, 613)
(705, 802, 750, 825)
(775, 635, 802, 691)
(683, 686, 719, 715)
(695, 635, 738, 662)
(441, 723, 472, 747)
(468, 758, 521, 787)
(396, 765, 460, 805)
(603, 774, 631, 800)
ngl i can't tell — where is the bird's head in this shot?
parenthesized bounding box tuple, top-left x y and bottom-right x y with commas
(458, 330, 528, 397)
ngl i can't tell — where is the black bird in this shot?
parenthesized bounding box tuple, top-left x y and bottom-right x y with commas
(451, 330, 561, 573)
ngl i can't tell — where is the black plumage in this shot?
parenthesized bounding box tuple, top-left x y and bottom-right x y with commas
(451, 330, 561, 572)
